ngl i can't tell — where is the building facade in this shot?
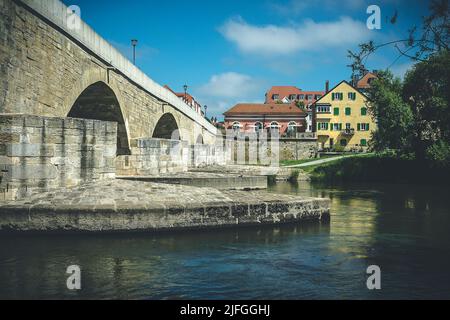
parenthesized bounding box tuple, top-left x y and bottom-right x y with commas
(314, 81, 376, 151)
(223, 103, 307, 137)
(265, 86, 324, 132)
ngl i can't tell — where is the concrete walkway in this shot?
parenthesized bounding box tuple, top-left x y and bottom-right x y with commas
(285, 156, 349, 168)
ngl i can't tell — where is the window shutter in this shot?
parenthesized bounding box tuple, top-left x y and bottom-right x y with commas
(330, 124, 333, 131)
(367, 123, 370, 131)
(332, 93, 335, 101)
(357, 123, 361, 131)
(318, 123, 320, 130)
(339, 123, 342, 130)
(325, 123, 329, 130)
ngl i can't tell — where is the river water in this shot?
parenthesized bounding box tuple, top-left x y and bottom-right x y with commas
(0, 181, 449, 299)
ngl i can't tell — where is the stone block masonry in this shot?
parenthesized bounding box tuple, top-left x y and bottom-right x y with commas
(0, 114, 117, 200)
(279, 138, 318, 161)
(0, 179, 330, 233)
(116, 138, 189, 176)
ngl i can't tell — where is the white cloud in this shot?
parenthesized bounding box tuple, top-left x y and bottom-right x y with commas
(220, 16, 371, 56)
(195, 72, 265, 119)
(197, 72, 261, 99)
(272, 0, 367, 15)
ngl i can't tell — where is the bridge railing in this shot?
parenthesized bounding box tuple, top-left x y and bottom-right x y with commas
(19, 0, 217, 134)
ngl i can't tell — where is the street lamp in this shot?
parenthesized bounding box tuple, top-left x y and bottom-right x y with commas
(183, 84, 188, 103)
(131, 39, 138, 65)
(204, 105, 208, 118)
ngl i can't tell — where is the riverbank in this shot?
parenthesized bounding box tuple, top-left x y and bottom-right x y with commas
(299, 153, 450, 185)
(0, 179, 330, 233)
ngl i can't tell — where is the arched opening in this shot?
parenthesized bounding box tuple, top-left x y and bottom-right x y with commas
(68, 81, 130, 155)
(231, 121, 242, 132)
(196, 134, 204, 144)
(152, 113, 181, 140)
(254, 122, 263, 133)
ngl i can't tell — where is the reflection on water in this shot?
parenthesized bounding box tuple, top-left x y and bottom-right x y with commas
(0, 181, 449, 299)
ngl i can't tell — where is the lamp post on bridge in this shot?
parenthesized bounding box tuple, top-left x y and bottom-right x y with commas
(131, 39, 138, 65)
(204, 105, 208, 119)
(183, 84, 188, 103)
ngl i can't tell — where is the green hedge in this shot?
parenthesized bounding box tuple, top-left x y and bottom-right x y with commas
(309, 154, 450, 185)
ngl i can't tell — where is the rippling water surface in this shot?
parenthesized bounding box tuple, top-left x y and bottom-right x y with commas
(1, 181, 449, 299)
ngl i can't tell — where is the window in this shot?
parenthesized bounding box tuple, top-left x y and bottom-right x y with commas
(307, 94, 313, 101)
(270, 121, 280, 131)
(357, 123, 370, 131)
(361, 107, 367, 116)
(315, 94, 322, 100)
(317, 122, 329, 130)
(330, 123, 341, 131)
(348, 92, 356, 101)
(333, 107, 340, 116)
(232, 121, 241, 131)
(317, 105, 331, 113)
(360, 139, 367, 146)
(332, 92, 343, 101)
(289, 94, 297, 100)
(254, 122, 263, 132)
(298, 94, 305, 100)
(345, 107, 351, 116)
(346, 123, 351, 130)
(340, 139, 347, 146)
(272, 94, 279, 100)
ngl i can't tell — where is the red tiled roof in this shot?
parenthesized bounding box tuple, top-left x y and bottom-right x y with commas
(164, 85, 198, 105)
(265, 86, 325, 103)
(224, 103, 307, 116)
(357, 72, 378, 89)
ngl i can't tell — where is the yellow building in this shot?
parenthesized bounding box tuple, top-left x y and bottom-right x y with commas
(314, 80, 376, 151)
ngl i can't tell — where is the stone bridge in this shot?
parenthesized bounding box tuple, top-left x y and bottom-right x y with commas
(0, 0, 228, 199)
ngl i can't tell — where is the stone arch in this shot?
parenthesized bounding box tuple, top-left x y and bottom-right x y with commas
(152, 113, 181, 140)
(196, 134, 204, 144)
(68, 81, 131, 155)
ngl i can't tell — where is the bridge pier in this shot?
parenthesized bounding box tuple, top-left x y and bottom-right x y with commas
(0, 114, 230, 200)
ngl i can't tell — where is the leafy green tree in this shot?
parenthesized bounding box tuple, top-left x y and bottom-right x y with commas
(403, 50, 450, 162)
(296, 100, 305, 109)
(367, 71, 414, 153)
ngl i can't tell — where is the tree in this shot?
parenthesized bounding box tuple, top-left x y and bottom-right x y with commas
(348, 0, 450, 166)
(367, 71, 414, 153)
(403, 50, 450, 162)
(295, 100, 305, 110)
(348, 0, 449, 80)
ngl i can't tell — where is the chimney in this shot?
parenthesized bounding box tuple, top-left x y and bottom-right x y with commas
(325, 80, 329, 93)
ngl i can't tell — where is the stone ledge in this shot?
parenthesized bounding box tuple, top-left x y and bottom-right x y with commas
(0, 179, 330, 233)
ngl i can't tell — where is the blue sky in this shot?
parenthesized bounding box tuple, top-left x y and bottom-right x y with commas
(62, 0, 428, 120)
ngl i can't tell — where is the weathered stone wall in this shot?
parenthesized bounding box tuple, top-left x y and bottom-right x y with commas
(0, 114, 117, 200)
(279, 139, 318, 161)
(0, 0, 217, 145)
(190, 144, 229, 168)
(116, 138, 189, 176)
(226, 137, 318, 164)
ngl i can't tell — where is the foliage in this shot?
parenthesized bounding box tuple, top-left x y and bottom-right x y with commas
(295, 100, 305, 109)
(347, 0, 449, 80)
(402, 50, 450, 160)
(367, 71, 414, 153)
(308, 154, 450, 185)
(348, 0, 450, 167)
(426, 140, 450, 167)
